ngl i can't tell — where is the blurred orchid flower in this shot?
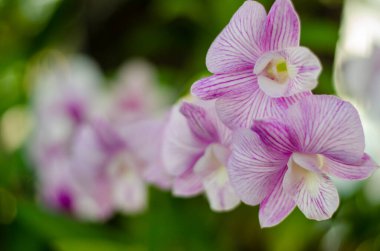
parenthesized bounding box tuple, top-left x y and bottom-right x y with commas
(162, 99, 240, 212)
(30, 55, 113, 220)
(229, 95, 377, 227)
(71, 119, 147, 214)
(30, 55, 172, 219)
(30, 55, 103, 168)
(191, 0, 321, 129)
(107, 59, 172, 125)
(105, 59, 173, 190)
(37, 130, 114, 220)
(120, 118, 173, 189)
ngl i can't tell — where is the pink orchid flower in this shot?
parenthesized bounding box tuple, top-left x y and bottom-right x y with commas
(38, 147, 113, 221)
(105, 60, 174, 190)
(31, 57, 170, 219)
(30, 55, 103, 169)
(229, 95, 377, 227)
(162, 99, 240, 211)
(108, 59, 172, 125)
(121, 117, 173, 190)
(191, 0, 321, 129)
(71, 119, 148, 214)
(30, 55, 114, 220)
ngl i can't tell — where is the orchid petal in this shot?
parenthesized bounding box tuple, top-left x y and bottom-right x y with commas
(216, 87, 310, 129)
(143, 163, 173, 190)
(172, 169, 204, 197)
(252, 120, 297, 154)
(262, 0, 300, 51)
(324, 154, 378, 180)
(191, 70, 255, 100)
(284, 47, 322, 95)
(259, 174, 296, 228)
(283, 95, 365, 163)
(284, 158, 339, 220)
(180, 102, 218, 142)
(291, 152, 324, 173)
(257, 75, 290, 98)
(193, 144, 230, 177)
(206, 1, 266, 74)
(162, 105, 205, 176)
(203, 167, 240, 212)
(228, 129, 288, 206)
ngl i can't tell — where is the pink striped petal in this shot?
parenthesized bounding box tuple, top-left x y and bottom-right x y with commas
(162, 105, 205, 176)
(284, 158, 339, 220)
(262, 0, 300, 51)
(259, 174, 296, 228)
(216, 86, 310, 129)
(180, 102, 218, 143)
(191, 70, 256, 100)
(206, 1, 266, 74)
(229, 129, 288, 206)
(203, 167, 240, 212)
(172, 169, 204, 197)
(284, 47, 322, 95)
(252, 120, 297, 154)
(324, 154, 378, 180)
(193, 144, 230, 177)
(283, 95, 365, 163)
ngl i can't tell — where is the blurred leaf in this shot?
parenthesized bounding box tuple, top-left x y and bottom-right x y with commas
(54, 239, 145, 251)
(16, 200, 128, 242)
(301, 19, 339, 54)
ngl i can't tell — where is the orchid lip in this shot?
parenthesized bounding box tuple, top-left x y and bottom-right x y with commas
(260, 57, 289, 84)
(288, 152, 324, 174)
(253, 51, 296, 98)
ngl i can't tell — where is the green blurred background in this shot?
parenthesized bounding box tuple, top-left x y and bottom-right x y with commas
(1, 0, 379, 250)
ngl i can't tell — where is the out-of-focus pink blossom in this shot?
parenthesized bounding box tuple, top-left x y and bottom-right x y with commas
(107, 59, 172, 125)
(162, 98, 240, 212)
(30, 55, 172, 220)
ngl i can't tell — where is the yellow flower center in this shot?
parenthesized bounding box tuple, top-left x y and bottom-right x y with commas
(264, 58, 289, 84)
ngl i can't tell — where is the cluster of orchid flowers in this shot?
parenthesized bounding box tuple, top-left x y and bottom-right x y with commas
(30, 0, 378, 227)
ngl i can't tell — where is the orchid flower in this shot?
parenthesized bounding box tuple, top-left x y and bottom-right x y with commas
(71, 119, 148, 214)
(191, 0, 321, 129)
(30, 55, 103, 169)
(30, 55, 116, 220)
(38, 147, 113, 221)
(107, 59, 172, 125)
(162, 99, 240, 211)
(229, 95, 377, 227)
(105, 60, 174, 190)
(120, 118, 173, 189)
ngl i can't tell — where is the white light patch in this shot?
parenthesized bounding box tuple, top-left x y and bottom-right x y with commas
(341, 2, 380, 57)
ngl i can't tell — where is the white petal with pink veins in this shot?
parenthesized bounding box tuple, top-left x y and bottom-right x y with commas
(203, 166, 240, 212)
(283, 154, 339, 220)
(206, 1, 266, 74)
(259, 174, 296, 228)
(229, 129, 288, 205)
